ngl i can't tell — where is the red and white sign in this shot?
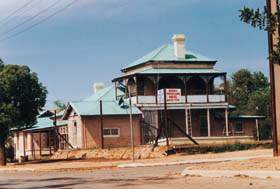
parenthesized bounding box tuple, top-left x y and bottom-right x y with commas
(157, 89, 182, 103)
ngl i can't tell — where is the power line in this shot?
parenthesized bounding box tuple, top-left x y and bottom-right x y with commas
(0, 0, 43, 28)
(0, 0, 35, 24)
(0, 0, 61, 37)
(0, 0, 79, 42)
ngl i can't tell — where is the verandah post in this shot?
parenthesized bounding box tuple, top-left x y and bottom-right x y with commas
(207, 108, 211, 137)
(225, 108, 229, 136)
(164, 88, 169, 149)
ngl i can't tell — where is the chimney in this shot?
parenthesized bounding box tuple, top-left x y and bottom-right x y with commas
(172, 34, 186, 59)
(93, 82, 104, 94)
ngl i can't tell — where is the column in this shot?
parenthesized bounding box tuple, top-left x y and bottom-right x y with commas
(185, 108, 189, 135)
(256, 119, 260, 141)
(23, 133, 26, 157)
(207, 108, 211, 137)
(39, 132, 42, 157)
(223, 75, 227, 102)
(225, 108, 229, 136)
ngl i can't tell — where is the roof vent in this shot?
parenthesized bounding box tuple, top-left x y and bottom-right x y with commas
(172, 34, 186, 59)
(93, 83, 104, 94)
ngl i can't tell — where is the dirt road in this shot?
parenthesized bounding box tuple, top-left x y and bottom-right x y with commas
(1, 164, 280, 189)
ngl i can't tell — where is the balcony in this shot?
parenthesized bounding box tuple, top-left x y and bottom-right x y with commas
(136, 94, 226, 104)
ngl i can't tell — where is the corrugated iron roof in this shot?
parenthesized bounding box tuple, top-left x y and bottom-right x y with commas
(68, 86, 141, 116)
(83, 86, 117, 101)
(123, 44, 216, 70)
(24, 117, 67, 132)
(70, 100, 141, 116)
(137, 68, 226, 74)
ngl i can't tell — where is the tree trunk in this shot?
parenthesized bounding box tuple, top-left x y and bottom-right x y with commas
(0, 140, 6, 166)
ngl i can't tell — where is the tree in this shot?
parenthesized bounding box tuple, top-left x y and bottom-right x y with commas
(239, 5, 280, 63)
(0, 61, 47, 165)
(228, 69, 272, 139)
(54, 100, 67, 112)
(239, 0, 280, 154)
(231, 69, 253, 113)
(230, 69, 270, 116)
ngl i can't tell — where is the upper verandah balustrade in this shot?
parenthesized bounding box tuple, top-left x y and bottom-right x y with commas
(112, 71, 227, 104)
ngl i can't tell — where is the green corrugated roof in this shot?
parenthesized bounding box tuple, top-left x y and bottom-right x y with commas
(70, 100, 141, 116)
(123, 44, 216, 70)
(83, 86, 119, 101)
(69, 86, 141, 116)
(136, 68, 225, 75)
(24, 117, 67, 131)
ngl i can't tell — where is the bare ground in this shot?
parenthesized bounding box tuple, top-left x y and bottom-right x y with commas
(1, 148, 273, 172)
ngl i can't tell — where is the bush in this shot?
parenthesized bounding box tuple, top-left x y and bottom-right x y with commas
(6, 144, 14, 162)
(244, 144, 252, 150)
(233, 142, 244, 150)
(212, 146, 226, 153)
(259, 120, 272, 140)
(225, 144, 234, 151)
(199, 147, 208, 154)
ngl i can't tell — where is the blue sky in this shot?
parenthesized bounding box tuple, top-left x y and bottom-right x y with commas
(0, 0, 269, 108)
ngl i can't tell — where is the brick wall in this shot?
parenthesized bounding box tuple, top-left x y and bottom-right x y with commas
(82, 114, 142, 148)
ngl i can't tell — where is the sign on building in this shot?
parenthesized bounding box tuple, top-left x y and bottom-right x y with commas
(157, 89, 183, 103)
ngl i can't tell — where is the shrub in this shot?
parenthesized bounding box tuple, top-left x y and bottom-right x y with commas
(244, 144, 252, 150)
(225, 144, 235, 152)
(233, 142, 244, 150)
(6, 145, 14, 162)
(199, 147, 208, 154)
(212, 145, 226, 153)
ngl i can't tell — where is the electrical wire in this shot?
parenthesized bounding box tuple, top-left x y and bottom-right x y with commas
(0, 0, 43, 28)
(0, 0, 35, 24)
(0, 0, 79, 42)
(0, 0, 61, 37)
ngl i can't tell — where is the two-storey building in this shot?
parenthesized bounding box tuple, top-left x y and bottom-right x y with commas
(112, 34, 264, 144)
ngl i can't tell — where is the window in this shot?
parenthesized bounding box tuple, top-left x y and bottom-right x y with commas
(103, 128, 120, 137)
(235, 123, 243, 132)
(73, 122, 77, 134)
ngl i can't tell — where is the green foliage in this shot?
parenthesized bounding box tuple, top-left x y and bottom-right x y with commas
(247, 87, 271, 118)
(230, 69, 270, 116)
(239, 6, 276, 32)
(225, 144, 234, 152)
(0, 61, 47, 164)
(259, 120, 272, 140)
(239, 5, 280, 63)
(54, 100, 67, 112)
(212, 145, 226, 153)
(199, 147, 208, 154)
(228, 69, 271, 140)
(233, 142, 244, 150)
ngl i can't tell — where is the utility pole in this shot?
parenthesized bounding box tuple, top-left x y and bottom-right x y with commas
(266, 0, 280, 156)
(100, 100, 104, 149)
(53, 110, 58, 152)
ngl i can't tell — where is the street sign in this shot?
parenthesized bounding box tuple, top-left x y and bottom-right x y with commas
(157, 89, 182, 103)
